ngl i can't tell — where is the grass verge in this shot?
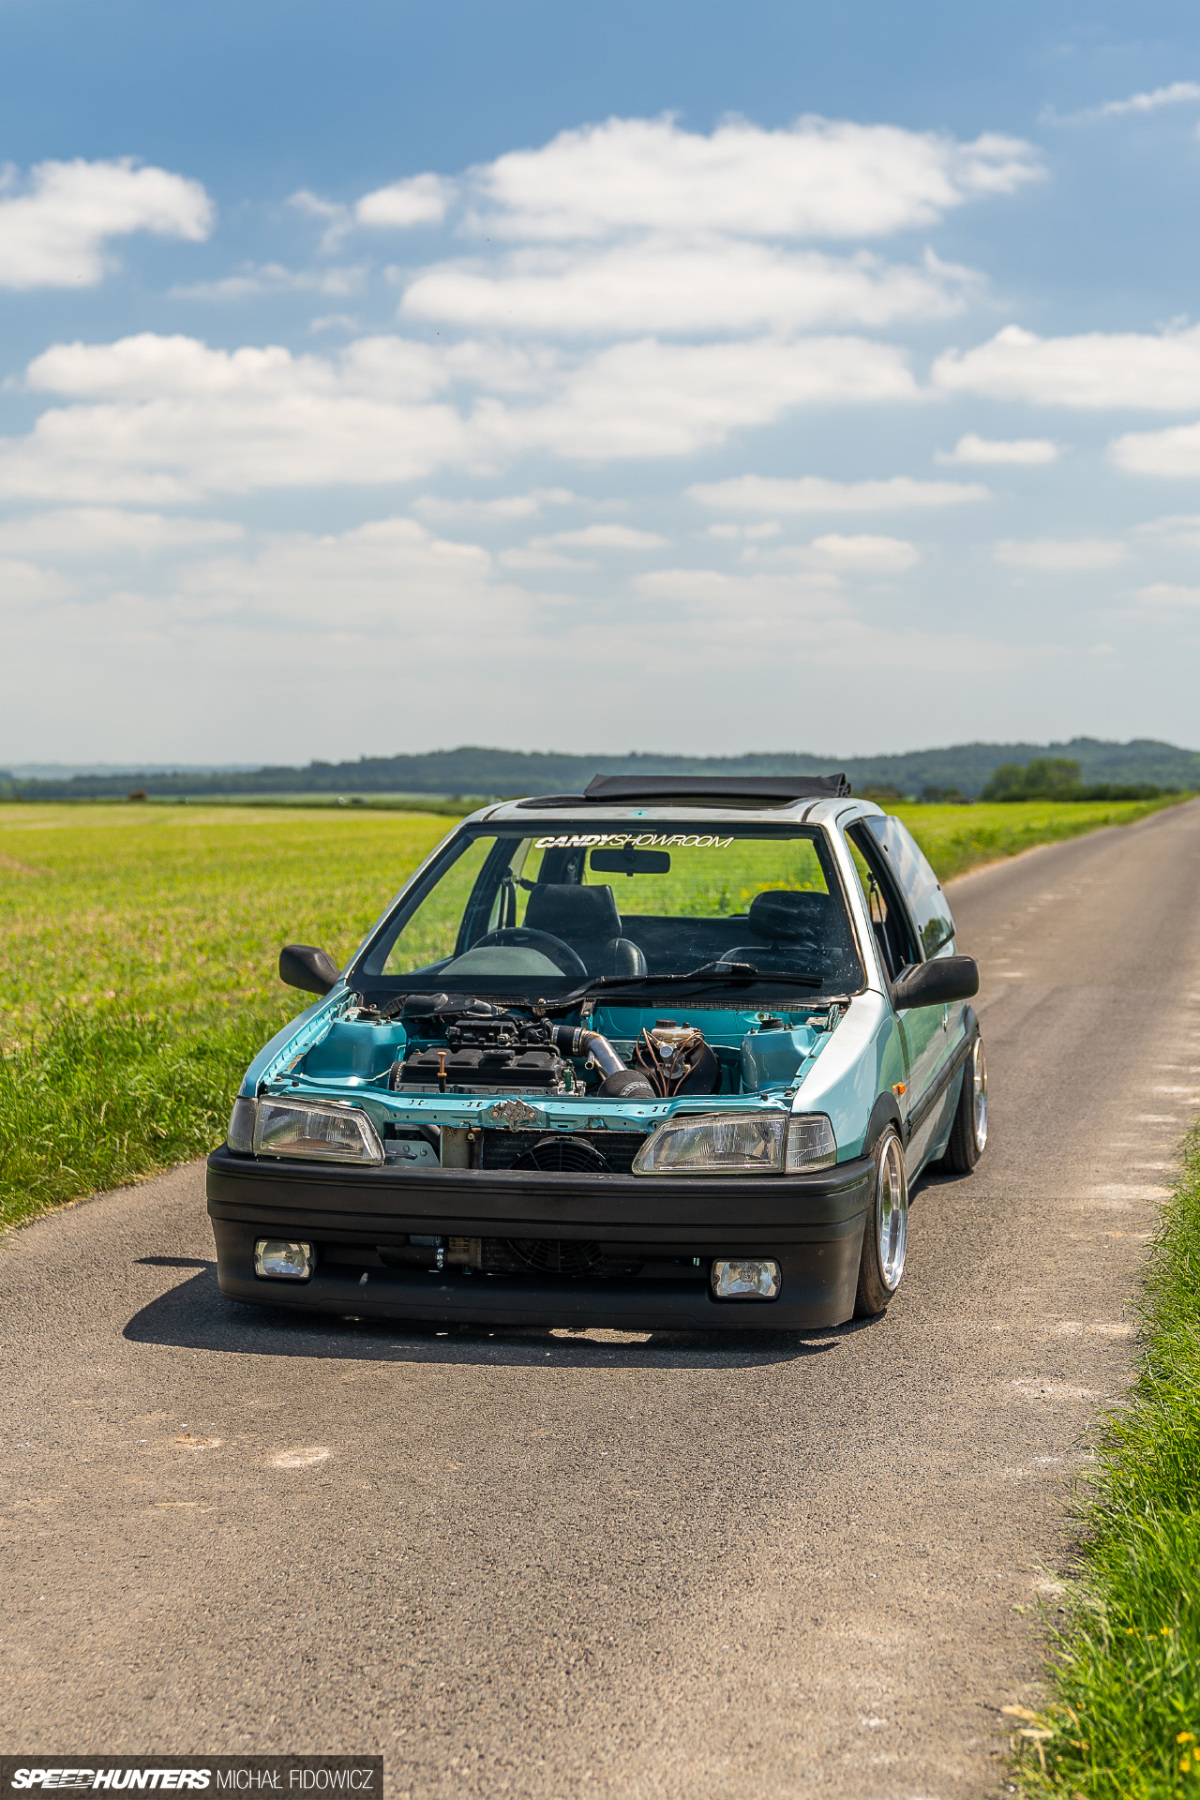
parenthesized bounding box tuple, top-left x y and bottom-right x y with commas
(888, 796, 1185, 882)
(0, 794, 1188, 1228)
(1012, 1126, 1200, 1799)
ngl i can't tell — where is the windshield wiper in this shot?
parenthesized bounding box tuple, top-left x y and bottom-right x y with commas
(536, 962, 827, 1015)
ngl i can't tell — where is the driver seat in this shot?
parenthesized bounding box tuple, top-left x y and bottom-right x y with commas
(523, 884, 646, 977)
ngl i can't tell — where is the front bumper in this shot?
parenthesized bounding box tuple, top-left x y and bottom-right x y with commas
(205, 1147, 872, 1330)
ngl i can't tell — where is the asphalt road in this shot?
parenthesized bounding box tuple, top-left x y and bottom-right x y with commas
(4, 801, 1200, 1799)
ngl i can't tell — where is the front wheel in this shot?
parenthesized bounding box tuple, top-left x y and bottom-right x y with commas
(854, 1127, 909, 1318)
(940, 1036, 988, 1174)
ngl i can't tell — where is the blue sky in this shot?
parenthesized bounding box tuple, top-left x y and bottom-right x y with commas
(3, 0, 1200, 764)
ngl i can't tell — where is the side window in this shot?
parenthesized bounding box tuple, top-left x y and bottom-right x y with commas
(863, 817, 955, 959)
(846, 824, 918, 981)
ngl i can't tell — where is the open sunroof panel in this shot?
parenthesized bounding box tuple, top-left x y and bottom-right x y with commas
(581, 773, 852, 805)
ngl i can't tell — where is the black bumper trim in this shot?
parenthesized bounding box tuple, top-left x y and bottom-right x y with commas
(206, 1146, 872, 1237)
(210, 1219, 864, 1330)
(205, 1149, 872, 1329)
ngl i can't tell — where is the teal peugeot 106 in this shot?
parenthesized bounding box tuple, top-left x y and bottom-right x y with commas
(206, 775, 987, 1329)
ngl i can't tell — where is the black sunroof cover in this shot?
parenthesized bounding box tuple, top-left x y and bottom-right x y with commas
(581, 773, 851, 804)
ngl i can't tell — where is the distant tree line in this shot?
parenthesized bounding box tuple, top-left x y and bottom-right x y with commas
(1, 739, 1196, 804)
(978, 758, 1173, 802)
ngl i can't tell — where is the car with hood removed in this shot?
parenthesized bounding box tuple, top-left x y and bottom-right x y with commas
(206, 775, 987, 1330)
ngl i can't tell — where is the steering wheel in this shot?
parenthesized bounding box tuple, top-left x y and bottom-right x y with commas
(471, 927, 587, 976)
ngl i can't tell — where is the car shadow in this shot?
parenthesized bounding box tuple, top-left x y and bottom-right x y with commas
(123, 1263, 845, 1369)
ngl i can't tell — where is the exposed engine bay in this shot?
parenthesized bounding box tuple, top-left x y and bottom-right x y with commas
(384, 993, 723, 1100)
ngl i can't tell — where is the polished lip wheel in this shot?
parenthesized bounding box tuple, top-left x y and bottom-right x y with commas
(877, 1132, 909, 1291)
(970, 1038, 988, 1153)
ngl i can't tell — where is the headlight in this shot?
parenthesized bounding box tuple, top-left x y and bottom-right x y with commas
(633, 1112, 787, 1175)
(252, 1098, 384, 1164)
(632, 1111, 836, 1176)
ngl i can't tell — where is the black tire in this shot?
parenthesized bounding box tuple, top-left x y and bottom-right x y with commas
(854, 1126, 909, 1318)
(940, 1035, 988, 1174)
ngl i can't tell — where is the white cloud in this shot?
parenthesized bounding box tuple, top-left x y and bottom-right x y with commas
(0, 508, 242, 557)
(1109, 420, 1200, 477)
(1134, 513, 1200, 545)
(0, 333, 464, 502)
(0, 158, 212, 289)
(1098, 81, 1200, 117)
(356, 174, 456, 228)
(993, 537, 1128, 570)
(531, 523, 666, 550)
(309, 313, 362, 335)
(170, 263, 367, 302)
(6, 511, 1045, 764)
(634, 563, 841, 608)
(360, 113, 1038, 341)
(171, 515, 535, 637)
(1137, 582, 1200, 606)
(808, 533, 920, 571)
(0, 329, 916, 502)
(23, 332, 442, 402)
(497, 546, 592, 571)
(0, 556, 75, 605)
(413, 488, 579, 522)
(938, 432, 1061, 465)
(287, 189, 351, 252)
(289, 190, 343, 223)
(470, 337, 916, 463)
(401, 240, 973, 335)
(707, 521, 781, 540)
(933, 322, 1200, 409)
(732, 532, 919, 573)
(462, 114, 1041, 241)
(689, 473, 987, 512)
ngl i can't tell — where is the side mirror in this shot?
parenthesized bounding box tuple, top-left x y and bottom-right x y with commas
(892, 954, 979, 1011)
(279, 943, 341, 995)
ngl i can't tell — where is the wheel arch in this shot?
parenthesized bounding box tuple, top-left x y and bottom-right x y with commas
(863, 1091, 904, 1159)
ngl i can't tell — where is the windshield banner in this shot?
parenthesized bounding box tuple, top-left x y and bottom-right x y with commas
(535, 833, 734, 850)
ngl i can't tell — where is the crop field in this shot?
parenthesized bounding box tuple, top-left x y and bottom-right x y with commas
(0, 793, 1183, 1228)
(0, 805, 452, 1226)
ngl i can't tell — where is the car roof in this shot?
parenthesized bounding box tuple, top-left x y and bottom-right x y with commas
(475, 794, 885, 830)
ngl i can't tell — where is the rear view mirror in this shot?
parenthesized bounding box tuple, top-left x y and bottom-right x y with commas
(891, 955, 979, 1011)
(590, 847, 672, 875)
(279, 943, 340, 995)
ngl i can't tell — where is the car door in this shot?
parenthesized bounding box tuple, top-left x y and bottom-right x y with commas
(846, 818, 954, 1168)
(860, 815, 963, 1167)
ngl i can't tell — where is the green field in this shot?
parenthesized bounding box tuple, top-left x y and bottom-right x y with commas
(0, 793, 1184, 1228)
(1013, 1127, 1200, 1799)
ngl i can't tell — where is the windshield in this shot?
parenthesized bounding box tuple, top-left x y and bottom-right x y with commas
(354, 820, 864, 999)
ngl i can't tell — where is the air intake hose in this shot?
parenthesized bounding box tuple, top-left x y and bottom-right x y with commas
(552, 1025, 655, 1100)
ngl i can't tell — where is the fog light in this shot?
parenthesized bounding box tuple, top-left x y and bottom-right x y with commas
(711, 1257, 781, 1300)
(255, 1239, 315, 1280)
